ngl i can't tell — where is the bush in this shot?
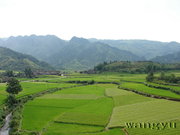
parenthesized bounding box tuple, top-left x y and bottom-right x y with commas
(146, 72, 154, 82)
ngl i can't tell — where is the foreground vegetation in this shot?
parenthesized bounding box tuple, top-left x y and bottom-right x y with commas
(0, 71, 179, 135)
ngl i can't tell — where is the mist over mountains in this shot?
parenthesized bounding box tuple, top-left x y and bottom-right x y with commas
(0, 35, 180, 70)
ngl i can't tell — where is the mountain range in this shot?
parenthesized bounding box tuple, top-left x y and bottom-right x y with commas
(151, 51, 180, 63)
(0, 35, 180, 70)
(89, 39, 180, 60)
(0, 47, 53, 71)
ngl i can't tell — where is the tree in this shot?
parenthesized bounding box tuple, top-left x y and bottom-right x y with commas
(89, 80, 95, 84)
(6, 94, 17, 105)
(159, 72, 165, 80)
(4, 70, 14, 77)
(94, 63, 104, 71)
(146, 72, 154, 82)
(168, 74, 177, 83)
(6, 78, 22, 95)
(145, 64, 158, 73)
(24, 68, 34, 78)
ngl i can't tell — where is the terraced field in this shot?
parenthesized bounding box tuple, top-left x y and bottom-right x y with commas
(0, 81, 77, 100)
(0, 73, 180, 135)
(17, 82, 77, 97)
(106, 87, 180, 135)
(120, 82, 180, 99)
(147, 82, 180, 91)
(20, 84, 123, 135)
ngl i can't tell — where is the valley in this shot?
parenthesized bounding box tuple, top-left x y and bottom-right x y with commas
(0, 72, 179, 135)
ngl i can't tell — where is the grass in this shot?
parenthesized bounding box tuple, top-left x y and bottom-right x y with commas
(21, 84, 114, 133)
(21, 98, 93, 131)
(120, 82, 180, 99)
(108, 99, 180, 128)
(17, 82, 77, 97)
(56, 97, 113, 126)
(0, 83, 8, 105)
(55, 84, 105, 95)
(105, 86, 180, 135)
(40, 94, 103, 99)
(43, 122, 104, 135)
(22, 104, 68, 131)
(119, 74, 146, 82)
(105, 87, 154, 107)
(1, 72, 180, 135)
(147, 82, 180, 91)
(83, 128, 124, 135)
(0, 81, 77, 103)
(43, 123, 124, 135)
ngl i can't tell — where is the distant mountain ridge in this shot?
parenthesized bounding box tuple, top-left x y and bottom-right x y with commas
(0, 35, 67, 62)
(50, 37, 142, 70)
(151, 51, 180, 63)
(0, 35, 142, 70)
(0, 47, 54, 71)
(89, 39, 180, 59)
(0, 35, 180, 70)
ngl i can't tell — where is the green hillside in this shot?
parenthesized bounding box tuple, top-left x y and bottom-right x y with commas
(0, 47, 54, 71)
(50, 37, 142, 70)
(0, 36, 142, 70)
(90, 39, 180, 60)
(1, 35, 180, 70)
(151, 51, 180, 63)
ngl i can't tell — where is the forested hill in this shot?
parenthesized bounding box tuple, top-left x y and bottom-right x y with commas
(0, 35, 142, 70)
(49, 37, 142, 70)
(0, 47, 54, 71)
(0, 35, 180, 70)
(89, 39, 180, 60)
(92, 61, 180, 73)
(0, 35, 68, 62)
(151, 51, 180, 63)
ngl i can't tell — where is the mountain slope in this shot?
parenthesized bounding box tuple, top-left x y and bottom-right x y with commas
(1, 35, 180, 70)
(0, 36, 143, 70)
(0, 47, 54, 71)
(89, 39, 180, 60)
(50, 37, 142, 70)
(151, 51, 180, 63)
(0, 35, 67, 62)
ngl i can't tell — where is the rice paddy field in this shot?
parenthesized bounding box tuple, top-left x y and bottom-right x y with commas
(120, 82, 180, 99)
(0, 72, 180, 135)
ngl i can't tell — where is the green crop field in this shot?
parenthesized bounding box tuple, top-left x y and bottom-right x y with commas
(106, 87, 180, 135)
(0, 72, 180, 135)
(0, 83, 8, 105)
(20, 84, 115, 134)
(120, 82, 180, 99)
(108, 99, 180, 127)
(147, 82, 180, 91)
(17, 82, 77, 97)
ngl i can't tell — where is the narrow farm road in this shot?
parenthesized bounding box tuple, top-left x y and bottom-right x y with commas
(0, 113, 12, 135)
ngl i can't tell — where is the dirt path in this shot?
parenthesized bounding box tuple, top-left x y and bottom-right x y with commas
(0, 113, 12, 135)
(122, 128, 129, 135)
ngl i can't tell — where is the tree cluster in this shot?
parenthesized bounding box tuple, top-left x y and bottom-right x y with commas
(146, 71, 180, 84)
(157, 72, 180, 83)
(93, 61, 180, 74)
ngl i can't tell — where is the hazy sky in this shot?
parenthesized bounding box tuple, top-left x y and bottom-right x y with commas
(0, 0, 180, 42)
